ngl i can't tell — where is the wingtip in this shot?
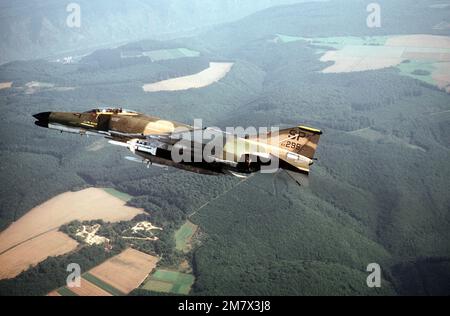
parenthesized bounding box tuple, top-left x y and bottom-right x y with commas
(298, 125, 323, 135)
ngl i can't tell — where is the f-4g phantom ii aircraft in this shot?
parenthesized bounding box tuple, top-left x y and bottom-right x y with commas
(33, 108, 322, 185)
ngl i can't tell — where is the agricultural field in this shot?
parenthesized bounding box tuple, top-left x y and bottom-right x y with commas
(121, 48, 200, 61)
(397, 60, 436, 85)
(49, 248, 158, 296)
(0, 188, 142, 280)
(277, 34, 450, 92)
(0, 231, 78, 280)
(0, 188, 144, 254)
(142, 48, 200, 61)
(142, 62, 234, 92)
(174, 221, 198, 252)
(88, 248, 158, 294)
(53, 277, 113, 297)
(142, 269, 195, 295)
(56, 287, 78, 296)
(66, 278, 113, 296)
(276, 34, 389, 47)
(101, 188, 133, 202)
(319, 46, 405, 73)
(82, 273, 124, 296)
(0, 82, 12, 90)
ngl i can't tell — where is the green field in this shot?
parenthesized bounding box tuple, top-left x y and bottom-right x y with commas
(143, 48, 200, 61)
(175, 221, 198, 252)
(49, 272, 128, 297)
(279, 34, 441, 88)
(56, 287, 78, 296)
(142, 279, 173, 292)
(314, 36, 388, 47)
(102, 188, 133, 202)
(142, 269, 195, 295)
(277, 34, 388, 48)
(83, 273, 124, 296)
(397, 60, 436, 85)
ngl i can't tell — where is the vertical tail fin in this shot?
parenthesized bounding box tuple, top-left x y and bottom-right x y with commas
(266, 125, 322, 176)
(274, 125, 322, 159)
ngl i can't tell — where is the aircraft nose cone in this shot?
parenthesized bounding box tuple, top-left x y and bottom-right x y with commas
(33, 112, 51, 128)
(32, 112, 51, 121)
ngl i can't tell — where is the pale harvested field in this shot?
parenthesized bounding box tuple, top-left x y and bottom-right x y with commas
(47, 291, 61, 296)
(68, 277, 112, 296)
(319, 34, 450, 81)
(354, 57, 405, 71)
(0, 188, 144, 254)
(321, 52, 403, 73)
(0, 82, 12, 90)
(90, 248, 158, 294)
(386, 34, 450, 49)
(320, 52, 357, 73)
(0, 231, 78, 280)
(401, 51, 450, 62)
(143, 62, 233, 92)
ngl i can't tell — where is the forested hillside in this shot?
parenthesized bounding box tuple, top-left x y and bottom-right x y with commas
(0, 0, 449, 295)
(0, 0, 317, 64)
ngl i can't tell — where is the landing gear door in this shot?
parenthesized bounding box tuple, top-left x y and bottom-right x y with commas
(97, 114, 111, 131)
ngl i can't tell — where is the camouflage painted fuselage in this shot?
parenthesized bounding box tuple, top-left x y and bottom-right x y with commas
(33, 109, 321, 178)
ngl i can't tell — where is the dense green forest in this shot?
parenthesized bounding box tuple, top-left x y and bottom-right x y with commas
(0, 0, 449, 295)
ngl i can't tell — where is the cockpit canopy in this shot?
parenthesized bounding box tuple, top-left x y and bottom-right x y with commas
(83, 108, 139, 115)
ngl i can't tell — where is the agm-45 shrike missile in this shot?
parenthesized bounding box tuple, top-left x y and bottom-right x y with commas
(33, 108, 322, 185)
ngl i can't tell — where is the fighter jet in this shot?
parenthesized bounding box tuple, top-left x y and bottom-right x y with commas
(33, 108, 322, 185)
